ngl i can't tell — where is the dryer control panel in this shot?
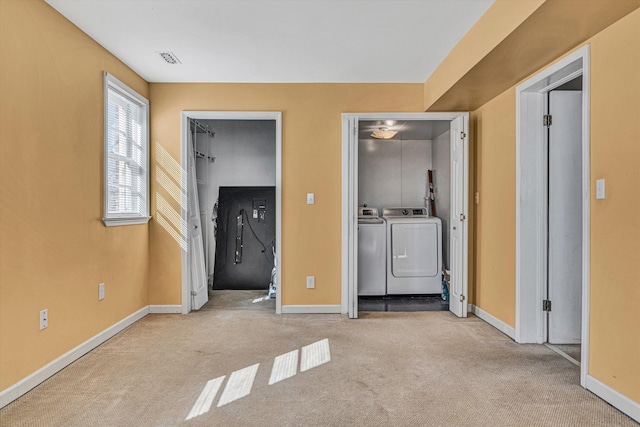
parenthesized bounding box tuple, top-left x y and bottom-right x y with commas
(382, 207, 429, 217)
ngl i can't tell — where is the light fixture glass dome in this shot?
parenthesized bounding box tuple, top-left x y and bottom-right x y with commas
(371, 127, 398, 139)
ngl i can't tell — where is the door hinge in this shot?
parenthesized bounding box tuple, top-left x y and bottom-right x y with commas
(460, 294, 466, 302)
(460, 131, 466, 139)
(543, 299, 552, 312)
(459, 213, 466, 221)
(543, 115, 552, 127)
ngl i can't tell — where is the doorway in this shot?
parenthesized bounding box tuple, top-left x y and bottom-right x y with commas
(545, 80, 583, 365)
(515, 46, 590, 386)
(181, 111, 283, 314)
(342, 113, 469, 319)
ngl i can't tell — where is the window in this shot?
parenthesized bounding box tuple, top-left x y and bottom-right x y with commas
(103, 72, 150, 226)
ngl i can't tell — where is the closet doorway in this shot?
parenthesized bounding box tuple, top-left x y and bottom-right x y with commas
(342, 112, 469, 319)
(515, 46, 590, 386)
(180, 111, 283, 314)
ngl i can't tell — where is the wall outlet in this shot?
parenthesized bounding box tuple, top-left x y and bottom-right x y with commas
(306, 276, 315, 289)
(99, 283, 105, 300)
(40, 309, 48, 330)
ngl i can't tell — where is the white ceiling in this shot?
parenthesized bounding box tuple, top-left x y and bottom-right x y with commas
(45, 0, 494, 83)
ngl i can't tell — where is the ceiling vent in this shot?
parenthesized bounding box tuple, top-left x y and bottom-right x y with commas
(158, 52, 181, 64)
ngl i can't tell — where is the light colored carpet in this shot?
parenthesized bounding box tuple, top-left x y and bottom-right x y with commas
(1, 310, 636, 426)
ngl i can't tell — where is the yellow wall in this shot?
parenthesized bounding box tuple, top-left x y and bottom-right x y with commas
(587, 9, 640, 401)
(424, 0, 545, 110)
(471, 89, 516, 326)
(0, 0, 149, 389)
(471, 9, 640, 401)
(426, 0, 640, 111)
(148, 84, 424, 306)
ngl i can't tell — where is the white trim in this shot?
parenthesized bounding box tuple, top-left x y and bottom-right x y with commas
(341, 112, 469, 319)
(586, 375, 640, 423)
(579, 48, 591, 388)
(102, 216, 151, 227)
(514, 45, 591, 388)
(0, 306, 149, 408)
(103, 72, 150, 226)
(281, 305, 342, 314)
(149, 305, 182, 314)
(341, 115, 351, 315)
(180, 111, 283, 315)
(468, 304, 515, 340)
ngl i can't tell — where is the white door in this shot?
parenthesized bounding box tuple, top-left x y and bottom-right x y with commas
(548, 91, 582, 344)
(188, 131, 209, 310)
(347, 117, 359, 318)
(449, 116, 468, 318)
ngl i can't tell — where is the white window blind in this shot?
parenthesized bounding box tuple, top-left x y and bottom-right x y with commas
(103, 72, 150, 226)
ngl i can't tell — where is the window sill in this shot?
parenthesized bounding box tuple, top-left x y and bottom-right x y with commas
(102, 216, 152, 227)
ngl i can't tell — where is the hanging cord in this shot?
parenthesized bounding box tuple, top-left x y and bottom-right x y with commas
(239, 209, 275, 264)
(211, 199, 218, 239)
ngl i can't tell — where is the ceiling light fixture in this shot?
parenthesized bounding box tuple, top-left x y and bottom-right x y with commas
(371, 127, 398, 140)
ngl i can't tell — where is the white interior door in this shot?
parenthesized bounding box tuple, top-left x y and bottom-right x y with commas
(188, 130, 209, 310)
(348, 118, 359, 318)
(449, 116, 468, 318)
(548, 91, 582, 344)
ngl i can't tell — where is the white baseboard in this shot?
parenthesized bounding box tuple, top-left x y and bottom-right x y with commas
(586, 375, 640, 423)
(468, 304, 515, 339)
(281, 305, 342, 314)
(0, 306, 149, 409)
(149, 305, 182, 314)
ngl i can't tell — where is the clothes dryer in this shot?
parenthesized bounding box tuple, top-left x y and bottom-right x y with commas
(383, 207, 442, 295)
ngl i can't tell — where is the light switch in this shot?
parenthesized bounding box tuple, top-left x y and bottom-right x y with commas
(596, 179, 605, 200)
(307, 193, 315, 205)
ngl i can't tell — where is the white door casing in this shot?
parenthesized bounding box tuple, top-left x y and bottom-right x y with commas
(342, 112, 469, 318)
(181, 111, 283, 315)
(515, 45, 590, 387)
(449, 115, 468, 318)
(548, 90, 583, 344)
(188, 130, 209, 310)
(345, 116, 359, 318)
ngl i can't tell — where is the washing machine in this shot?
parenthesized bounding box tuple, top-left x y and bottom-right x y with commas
(383, 207, 442, 295)
(357, 207, 386, 296)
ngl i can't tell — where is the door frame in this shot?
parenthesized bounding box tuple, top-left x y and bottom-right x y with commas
(341, 112, 469, 318)
(180, 111, 283, 314)
(514, 45, 590, 385)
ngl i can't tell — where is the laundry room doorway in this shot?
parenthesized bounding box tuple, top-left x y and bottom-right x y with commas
(181, 111, 283, 314)
(342, 112, 469, 319)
